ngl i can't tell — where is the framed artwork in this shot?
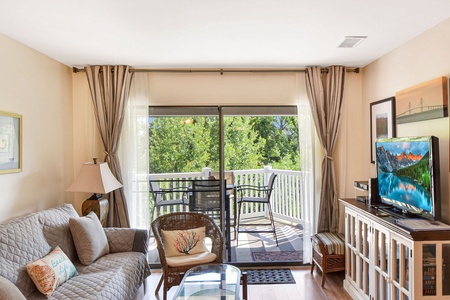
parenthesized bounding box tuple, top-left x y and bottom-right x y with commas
(0, 111, 22, 174)
(370, 97, 396, 163)
(396, 76, 448, 124)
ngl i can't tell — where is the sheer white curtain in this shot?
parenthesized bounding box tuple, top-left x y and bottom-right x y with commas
(119, 73, 151, 229)
(297, 73, 320, 263)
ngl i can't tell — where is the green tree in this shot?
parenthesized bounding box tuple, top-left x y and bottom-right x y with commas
(223, 117, 265, 170)
(149, 116, 266, 173)
(249, 116, 300, 170)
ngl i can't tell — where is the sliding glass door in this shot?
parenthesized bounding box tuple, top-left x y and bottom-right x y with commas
(148, 105, 303, 266)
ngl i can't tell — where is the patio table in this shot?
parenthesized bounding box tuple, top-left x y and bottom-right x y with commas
(189, 181, 236, 262)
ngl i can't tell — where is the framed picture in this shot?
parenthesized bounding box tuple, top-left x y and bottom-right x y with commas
(370, 97, 396, 163)
(0, 111, 22, 174)
(396, 76, 448, 124)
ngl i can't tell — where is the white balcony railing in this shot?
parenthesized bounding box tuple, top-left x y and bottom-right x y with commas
(133, 166, 305, 226)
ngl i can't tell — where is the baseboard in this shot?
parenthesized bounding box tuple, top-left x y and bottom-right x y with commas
(343, 278, 366, 300)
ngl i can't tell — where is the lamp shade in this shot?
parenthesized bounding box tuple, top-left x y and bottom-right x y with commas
(66, 162, 122, 194)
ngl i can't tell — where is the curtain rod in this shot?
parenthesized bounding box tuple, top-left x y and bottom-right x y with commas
(72, 67, 360, 74)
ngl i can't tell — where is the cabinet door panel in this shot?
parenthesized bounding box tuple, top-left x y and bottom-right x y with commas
(390, 233, 412, 300)
(442, 244, 450, 296)
(345, 211, 357, 283)
(422, 244, 437, 297)
(357, 215, 371, 296)
(372, 224, 391, 300)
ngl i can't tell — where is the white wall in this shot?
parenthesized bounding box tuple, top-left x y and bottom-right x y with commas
(359, 18, 450, 222)
(0, 33, 74, 222)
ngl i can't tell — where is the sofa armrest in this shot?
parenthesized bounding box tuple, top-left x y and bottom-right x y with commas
(103, 228, 149, 255)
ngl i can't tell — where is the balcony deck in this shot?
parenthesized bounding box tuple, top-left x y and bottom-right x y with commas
(143, 167, 306, 266)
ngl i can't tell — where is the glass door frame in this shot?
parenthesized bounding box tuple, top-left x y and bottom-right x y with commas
(149, 105, 298, 263)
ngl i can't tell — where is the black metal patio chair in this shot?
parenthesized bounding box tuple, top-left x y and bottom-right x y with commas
(189, 179, 222, 225)
(236, 173, 278, 246)
(150, 180, 189, 221)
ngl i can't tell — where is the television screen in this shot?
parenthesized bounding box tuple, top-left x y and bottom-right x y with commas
(375, 136, 440, 220)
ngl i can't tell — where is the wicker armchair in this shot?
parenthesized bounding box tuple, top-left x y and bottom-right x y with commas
(152, 212, 224, 300)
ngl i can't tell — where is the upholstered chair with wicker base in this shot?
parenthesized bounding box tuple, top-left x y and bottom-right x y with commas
(310, 232, 345, 287)
(152, 212, 224, 300)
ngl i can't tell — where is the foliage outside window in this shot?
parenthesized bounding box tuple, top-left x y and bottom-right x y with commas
(149, 116, 299, 174)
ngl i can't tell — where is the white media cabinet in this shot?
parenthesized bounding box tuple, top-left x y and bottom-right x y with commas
(341, 198, 450, 300)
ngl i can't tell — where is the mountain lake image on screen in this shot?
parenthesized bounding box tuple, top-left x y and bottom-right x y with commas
(375, 136, 440, 219)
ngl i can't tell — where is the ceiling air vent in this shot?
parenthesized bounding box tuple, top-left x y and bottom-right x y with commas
(337, 36, 367, 48)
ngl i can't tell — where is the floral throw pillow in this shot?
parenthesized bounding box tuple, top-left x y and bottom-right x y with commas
(161, 226, 209, 257)
(26, 246, 78, 298)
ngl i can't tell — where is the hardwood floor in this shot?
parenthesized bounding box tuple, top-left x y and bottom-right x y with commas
(143, 266, 352, 300)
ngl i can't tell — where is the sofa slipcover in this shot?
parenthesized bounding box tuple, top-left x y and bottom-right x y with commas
(0, 204, 151, 300)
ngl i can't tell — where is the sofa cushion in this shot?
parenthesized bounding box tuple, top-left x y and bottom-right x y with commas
(0, 276, 26, 300)
(69, 212, 109, 265)
(0, 204, 78, 297)
(26, 246, 78, 298)
(161, 227, 209, 256)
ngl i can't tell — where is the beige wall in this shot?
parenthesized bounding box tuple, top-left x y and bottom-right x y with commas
(3, 17, 449, 225)
(358, 18, 450, 222)
(71, 73, 103, 214)
(144, 71, 299, 105)
(335, 72, 364, 197)
(0, 33, 74, 222)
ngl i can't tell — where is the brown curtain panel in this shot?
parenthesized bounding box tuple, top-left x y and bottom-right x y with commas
(85, 65, 133, 228)
(305, 66, 346, 233)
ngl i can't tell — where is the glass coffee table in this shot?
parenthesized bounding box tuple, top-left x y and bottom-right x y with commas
(173, 264, 247, 300)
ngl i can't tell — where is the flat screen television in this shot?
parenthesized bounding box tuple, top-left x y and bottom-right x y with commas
(375, 136, 440, 220)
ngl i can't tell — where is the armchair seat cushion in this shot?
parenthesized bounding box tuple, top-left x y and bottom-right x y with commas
(166, 251, 217, 267)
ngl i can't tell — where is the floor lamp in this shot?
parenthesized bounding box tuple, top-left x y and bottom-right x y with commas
(67, 159, 122, 227)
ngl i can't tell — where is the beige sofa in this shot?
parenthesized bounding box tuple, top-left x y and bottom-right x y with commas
(0, 204, 151, 299)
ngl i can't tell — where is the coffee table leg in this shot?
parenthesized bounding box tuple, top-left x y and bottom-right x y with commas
(241, 271, 248, 300)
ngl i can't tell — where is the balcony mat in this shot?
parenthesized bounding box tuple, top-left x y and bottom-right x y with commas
(251, 250, 303, 262)
(244, 268, 296, 285)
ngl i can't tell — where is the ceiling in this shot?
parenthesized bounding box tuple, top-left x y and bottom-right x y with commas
(1, 0, 450, 69)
